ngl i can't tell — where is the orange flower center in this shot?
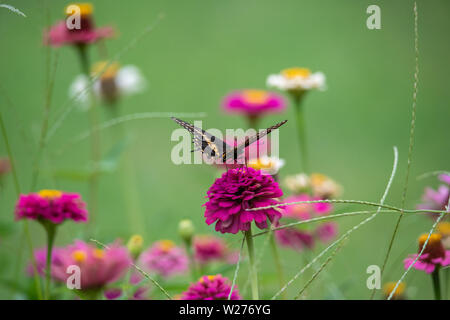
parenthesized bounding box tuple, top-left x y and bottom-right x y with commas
(418, 233, 445, 259)
(242, 90, 269, 105)
(383, 282, 405, 298)
(72, 250, 87, 263)
(38, 189, 62, 200)
(159, 240, 175, 252)
(93, 248, 105, 259)
(281, 67, 311, 79)
(437, 222, 450, 237)
(91, 61, 120, 79)
(249, 158, 275, 171)
(200, 275, 216, 283)
(65, 3, 93, 17)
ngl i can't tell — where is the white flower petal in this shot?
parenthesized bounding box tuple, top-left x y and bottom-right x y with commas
(116, 65, 146, 95)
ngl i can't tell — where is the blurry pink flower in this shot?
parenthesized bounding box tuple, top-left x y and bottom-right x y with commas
(315, 222, 338, 243)
(204, 167, 283, 234)
(193, 235, 237, 265)
(15, 190, 88, 224)
(44, 3, 114, 47)
(439, 174, 450, 185)
(403, 234, 450, 274)
(274, 226, 314, 251)
(417, 186, 449, 215)
(140, 240, 188, 278)
(104, 272, 148, 300)
(181, 274, 240, 300)
(26, 247, 64, 277)
(282, 194, 332, 220)
(222, 89, 285, 118)
(38, 240, 131, 290)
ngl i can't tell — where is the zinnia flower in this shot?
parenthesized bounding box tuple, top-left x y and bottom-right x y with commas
(222, 89, 285, 119)
(274, 227, 314, 251)
(403, 233, 450, 274)
(44, 3, 114, 47)
(417, 177, 449, 217)
(15, 190, 88, 224)
(314, 222, 338, 243)
(383, 282, 406, 300)
(26, 247, 64, 277)
(139, 240, 188, 278)
(203, 167, 283, 234)
(193, 235, 237, 265)
(267, 67, 326, 92)
(181, 274, 240, 300)
(284, 173, 310, 194)
(284, 173, 342, 199)
(248, 156, 285, 177)
(282, 194, 332, 220)
(70, 61, 146, 108)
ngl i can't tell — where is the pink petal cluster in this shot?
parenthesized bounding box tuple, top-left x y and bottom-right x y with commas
(15, 191, 88, 224)
(139, 241, 188, 278)
(204, 167, 283, 234)
(274, 194, 337, 251)
(417, 174, 450, 216)
(28, 240, 131, 290)
(193, 235, 237, 265)
(104, 272, 148, 300)
(222, 90, 285, 117)
(181, 274, 240, 300)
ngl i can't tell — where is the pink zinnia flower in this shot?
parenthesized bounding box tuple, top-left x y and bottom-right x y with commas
(34, 240, 131, 289)
(439, 174, 450, 185)
(26, 247, 64, 277)
(204, 167, 283, 234)
(139, 240, 188, 278)
(181, 274, 240, 300)
(193, 235, 237, 265)
(417, 174, 450, 217)
(274, 227, 314, 251)
(283, 194, 332, 220)
(222, 89, 285, 119)
(44, 3, 114, 47)
(15, 190, 88, 224)
(315, 222, 338, 243)
(403, 233, 450, 274)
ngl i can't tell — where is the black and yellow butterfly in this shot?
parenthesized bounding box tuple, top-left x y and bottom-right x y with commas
(171, 117, 287, 164)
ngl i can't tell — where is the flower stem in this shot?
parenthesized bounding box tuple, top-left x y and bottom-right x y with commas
(43, 222, 56, 300)
(293, 93, 308, 173)
(269, 233, 285, 299)
(245, 227, 259, 300)
(431, 269, 441, 300)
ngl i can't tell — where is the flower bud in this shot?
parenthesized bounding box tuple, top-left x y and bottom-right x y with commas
(127, 234, 143, 260)
(178, 219, 195, 243)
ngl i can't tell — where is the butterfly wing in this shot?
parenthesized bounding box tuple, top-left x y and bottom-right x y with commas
(222, 119, 288, 162)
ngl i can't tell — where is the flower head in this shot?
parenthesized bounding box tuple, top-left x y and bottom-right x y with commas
(248, 156, 285, 176)
(383, 282, 406, 300)
(204, 167, 283, 234)
(44, 3, 114, 47)
(181, 274, 240, 300)
(403, 233, 450, 274)
(282, 194, 332, 221)
(15, 190, 88, 224)
(139, 240, 188, 278)
(70, 62, 146, 108)
(284, 173, 341, 198)
(417, 174, 449, 217)
(193, 235, 236, 265)
(267, 67, 325, 92)
(222, 90, 285, 118)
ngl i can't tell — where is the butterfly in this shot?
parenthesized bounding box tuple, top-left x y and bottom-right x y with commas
(171, 117, 287, 164)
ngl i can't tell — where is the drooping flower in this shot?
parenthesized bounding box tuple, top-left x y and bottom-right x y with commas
(44, 3, 114, 47)
(222, 89, 285, 119)
(33, 240, 131, 290)
(181, 274, 240, 300)
(267, 67, 326, 93)
(248, 156, 285, 177)
(69, 62, 146, 108)
(15, 190, 88, 224)
(139, 240, 188, 278)
(193, 235, 237, 265)
(203, 167, 283, 234)
(403, 233, 450, 274)
(383, 282, 406, 300)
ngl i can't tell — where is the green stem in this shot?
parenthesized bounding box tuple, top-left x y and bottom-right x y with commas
(43, 222, 56, 300)
(183, 239, 198, 281)
(292, 93, 308, 173)
(269, 233, 285, 299)
(431, 269, 441, 300)
(245, 227, 259, 300)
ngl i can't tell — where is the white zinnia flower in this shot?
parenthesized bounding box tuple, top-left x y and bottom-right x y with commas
(248, 156, 285, 176)
(69, 62, 146, 109)
(284, 173, 310, 194)
(267, 67, 326, 91)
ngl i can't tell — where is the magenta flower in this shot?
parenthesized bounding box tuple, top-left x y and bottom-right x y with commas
(193, 235, 237, 265)
(181, 274, 240, 300)
(315, 222, 338, 243)
(403, 234, 450, 274)
(44, 3, 114, 47)
(26, 247, 64, 277)
(417, 175, 449, 220)
(283, 194, 332, 220)
(222, 89, 286, 119)
(15, 190, 88, 224)
(139, 240, 188, 278)
(274, 226, 314, 251)
(204, 167, 283, 234)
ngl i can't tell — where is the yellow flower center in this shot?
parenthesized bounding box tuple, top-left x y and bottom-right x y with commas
(91, 61, 120, 79)
(282, 67, 311, 79)
(65, 3, 93, 17)
(38, 189, 62, 199)
(418, 233, 442, 247)
(93, 248, 105, 259)
(310, 173, 327, 186)
(159, 240, 175, 252)
(249, 158, 275, 171)
(242, 90, 269, 105)
(437, 222, 450, 237)
(72, 250, 87, 263)
(199, 275, 216, 283)
(383, 282, 405, 297)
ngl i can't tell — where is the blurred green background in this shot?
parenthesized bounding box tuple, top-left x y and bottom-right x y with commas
(0, 0, 449, 299)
